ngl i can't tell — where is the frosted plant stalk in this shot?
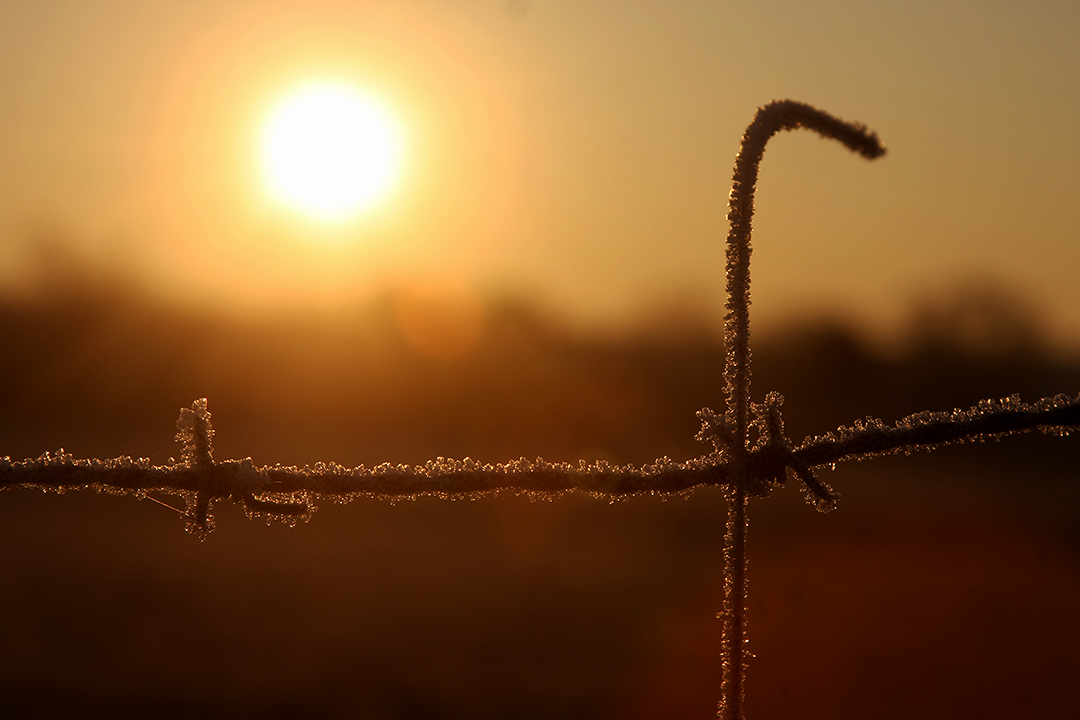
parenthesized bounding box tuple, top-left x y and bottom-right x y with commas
(718, 99, 885, 720)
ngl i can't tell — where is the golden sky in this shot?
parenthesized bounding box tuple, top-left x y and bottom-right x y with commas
(1, 1, 1078, 349)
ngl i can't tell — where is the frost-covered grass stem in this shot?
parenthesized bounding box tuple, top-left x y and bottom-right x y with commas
(718, 100, 885, 720)
(724, 100, 885, 446)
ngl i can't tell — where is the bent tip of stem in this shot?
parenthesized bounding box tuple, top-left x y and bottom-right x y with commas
(846, 124, 887, 160)
(760, 99, 888, 161)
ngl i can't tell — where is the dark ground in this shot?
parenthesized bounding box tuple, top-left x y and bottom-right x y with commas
(1, 263, 1078, 718)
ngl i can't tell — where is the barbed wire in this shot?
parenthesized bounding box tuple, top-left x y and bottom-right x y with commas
(3, 391, 1076, 535)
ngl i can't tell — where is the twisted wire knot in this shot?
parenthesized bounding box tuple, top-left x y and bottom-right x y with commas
(698, 391, 839, 511)
(176, 398, 311, 539)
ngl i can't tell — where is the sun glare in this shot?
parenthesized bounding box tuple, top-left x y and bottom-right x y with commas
(259, 81, 404, 223)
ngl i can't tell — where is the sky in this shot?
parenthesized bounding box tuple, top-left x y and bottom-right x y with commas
(0, 0, 1078, 350)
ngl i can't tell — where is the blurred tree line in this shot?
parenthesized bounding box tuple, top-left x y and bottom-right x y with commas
(1, 244, 1075, 473)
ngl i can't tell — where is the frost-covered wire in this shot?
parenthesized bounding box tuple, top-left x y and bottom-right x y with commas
(3, 393, 1077, 532)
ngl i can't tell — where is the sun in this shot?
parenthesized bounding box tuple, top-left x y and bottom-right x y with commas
(259, 81, 404, 223)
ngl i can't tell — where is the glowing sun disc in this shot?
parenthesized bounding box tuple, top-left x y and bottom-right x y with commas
(260, 82, 404, 222)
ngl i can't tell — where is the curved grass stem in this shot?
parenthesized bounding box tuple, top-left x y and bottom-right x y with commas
(719, 99, 885, 720)
(719, 486, 748, 720)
